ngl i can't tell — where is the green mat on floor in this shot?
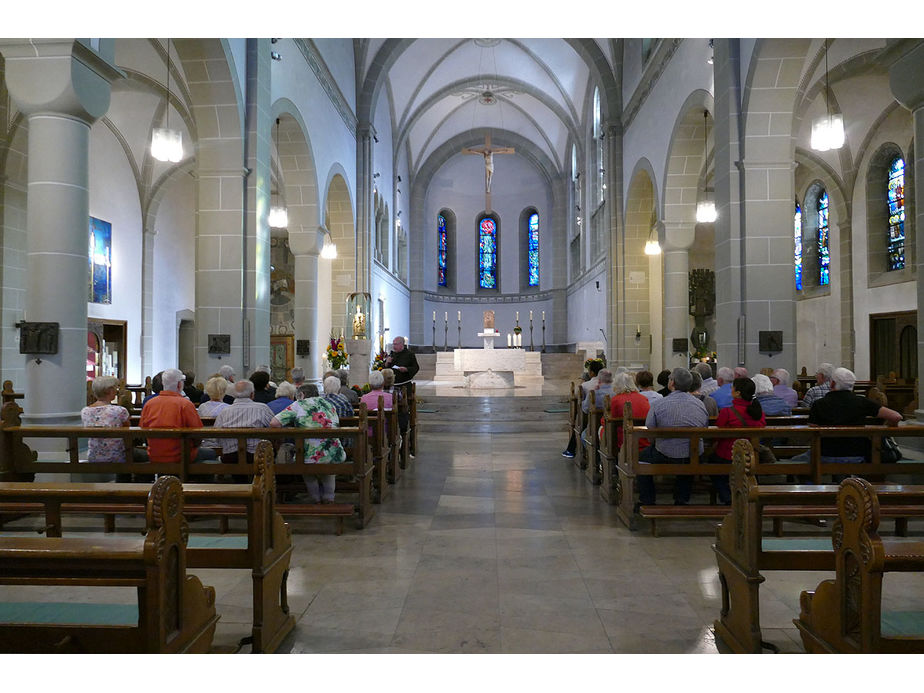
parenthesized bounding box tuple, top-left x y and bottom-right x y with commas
(187, 534, 248, 549)
(417, 408, 437, 413)
(0, 601, 138, 625)
(544, 406, 570, 413)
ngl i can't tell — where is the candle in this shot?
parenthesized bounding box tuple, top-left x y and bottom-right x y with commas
(458, 310, 461, 321)
(516, 311, 519, 321)
(433, 311, 436, 321)
(507, 333, 512, 347)
(530, 310, 533, 321)
(445, 312, 448, 321)
(542, 311, 546, 321)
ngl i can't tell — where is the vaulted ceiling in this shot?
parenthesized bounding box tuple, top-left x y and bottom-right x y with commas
(360, 38, 617, 176)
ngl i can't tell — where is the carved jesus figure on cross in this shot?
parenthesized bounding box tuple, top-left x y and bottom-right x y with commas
(462, 134, 514, 211)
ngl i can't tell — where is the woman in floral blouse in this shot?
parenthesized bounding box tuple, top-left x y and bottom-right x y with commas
(270, 395, 345, 503)
(82, 375, 146, 480)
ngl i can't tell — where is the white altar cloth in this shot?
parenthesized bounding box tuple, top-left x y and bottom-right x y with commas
(454, 347, 526, 373)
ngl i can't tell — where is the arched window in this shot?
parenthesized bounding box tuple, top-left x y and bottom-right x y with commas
(593, 88, 604, 208)
(794, 201, 803, 291)
(888, 156, 906, 271)
(479, 216, 498, 289)
(528, 212, 540, 286)
(437, 213, 448, 287)
(817, 190, 830, 286)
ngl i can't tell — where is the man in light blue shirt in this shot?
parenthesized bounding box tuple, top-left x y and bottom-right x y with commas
(637, 368, 709, 507)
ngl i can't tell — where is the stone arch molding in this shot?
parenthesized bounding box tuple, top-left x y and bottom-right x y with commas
(661, 89, 714, 227)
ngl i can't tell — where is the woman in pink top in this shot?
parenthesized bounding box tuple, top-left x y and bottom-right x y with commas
(360, 371, 392, 437)
(709, 377, 765, 503)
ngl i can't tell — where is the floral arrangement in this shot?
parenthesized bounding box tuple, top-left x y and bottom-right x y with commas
(584, 356, 607, 372)
(372, 350, 388, 371)
(351, 384, 372, 395)
(326, 333, 348, 369)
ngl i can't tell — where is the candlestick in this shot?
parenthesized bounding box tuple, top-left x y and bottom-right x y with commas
(530, 310, 533, 321)
(507, 333, 512, 347)
(515, 311, 519, 321)
(433, 311, 436, 321)
(542, 311, 545, 321)
(529, 323, 534, 352)
(457, 310, 461, 321)
(541, 322, 546, 353)
(444, 311, 448, 322)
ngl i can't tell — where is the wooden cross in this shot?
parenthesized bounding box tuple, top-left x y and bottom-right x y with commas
(462, 133, 514, 212)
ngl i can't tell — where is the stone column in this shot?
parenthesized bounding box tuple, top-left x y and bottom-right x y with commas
(889, 41, 924, 417)
(661, 221, 694, 370)
(0, 40, 120, 427)
(290, 227, 322, 382)
(356, 124, 375, 295)
(605, 121, 627, 367)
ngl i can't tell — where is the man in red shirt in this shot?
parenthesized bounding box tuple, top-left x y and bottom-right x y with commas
(140, 368, 215, 462)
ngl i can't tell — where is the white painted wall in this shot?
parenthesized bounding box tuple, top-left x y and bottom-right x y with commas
(567, 262, 607, 348)
(312, 39, 357, 114)
(151, 174, 196, 375)
(88, 124, 144, 383)
(372, 268, 410, 349)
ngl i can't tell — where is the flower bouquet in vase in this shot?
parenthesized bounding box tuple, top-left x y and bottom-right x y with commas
(326, 333, 348, 369)
(372, 350, 388, 371)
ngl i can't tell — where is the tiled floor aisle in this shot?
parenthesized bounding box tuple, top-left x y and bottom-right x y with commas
(205, 426, 922, 654)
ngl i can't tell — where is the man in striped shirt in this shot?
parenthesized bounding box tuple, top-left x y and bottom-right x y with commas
(213, 379, 275, 481)
(636, 367, 709, 507)
(801, 362, 834, 408)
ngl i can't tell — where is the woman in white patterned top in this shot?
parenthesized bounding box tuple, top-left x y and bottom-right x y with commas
(198, 376, 230, 454)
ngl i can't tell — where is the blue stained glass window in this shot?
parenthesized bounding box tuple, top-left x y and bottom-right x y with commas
(794, 203, 803, 291)
(479, 217, 497, 289)
(528, 213, 540, 287)
(888, 157, 905, 271)
(437, 214, 447, 286)
(818, 191, 830, 286)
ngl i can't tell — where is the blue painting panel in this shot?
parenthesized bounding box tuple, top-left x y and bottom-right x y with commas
(89, 216, 112, 304)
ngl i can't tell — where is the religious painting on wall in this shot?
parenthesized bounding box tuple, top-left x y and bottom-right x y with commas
(88, 216, 112, 304)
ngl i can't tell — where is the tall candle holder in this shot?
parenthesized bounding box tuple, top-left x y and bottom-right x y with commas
(541, 317, 546, 352)
(443, 318, 448, 351)
(457, 320, 461, 349)
(529, 319, 534, 352)
(432, 317, 436, 351)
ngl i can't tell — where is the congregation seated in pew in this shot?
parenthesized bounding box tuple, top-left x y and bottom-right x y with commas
(198, 375, 230, 456)
(82, 375, 147, 478)
(139, 368, 216, 463)
(213, 379, 275, 482)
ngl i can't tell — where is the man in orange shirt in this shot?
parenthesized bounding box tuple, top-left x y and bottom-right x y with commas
(140, 368, 216, 462)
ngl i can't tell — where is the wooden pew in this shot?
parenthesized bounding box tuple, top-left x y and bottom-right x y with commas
(0, 400, 375, 530)
(615, 400, 924, 534)
(794, 477, 924, 653)
(0, 441, 296, 653)
(712, 440, 924, 654)
(580, 390, 605, 485)
(599, 400, 647, 506)
(568, 382, 589, 470)
(0, 476, 218, 653)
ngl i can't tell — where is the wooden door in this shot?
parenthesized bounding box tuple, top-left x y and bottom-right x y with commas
(270, 335, 294, 384)
(870, 311, 917, 382)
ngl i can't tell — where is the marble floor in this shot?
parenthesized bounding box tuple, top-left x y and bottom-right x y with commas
(2, 415, 923, 661)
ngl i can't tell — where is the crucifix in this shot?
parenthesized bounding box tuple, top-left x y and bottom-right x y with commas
(462, 133, 514, 212)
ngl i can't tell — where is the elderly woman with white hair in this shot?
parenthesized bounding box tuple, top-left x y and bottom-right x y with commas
(322, 375, 354, 419)
(601, 371, 651, 453)
(752, 373, 791, 415)
(769, 368, 798, 409)
(268, 381, 297, 415)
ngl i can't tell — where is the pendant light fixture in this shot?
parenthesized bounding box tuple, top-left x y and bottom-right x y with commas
(695, 110, 717, 223)
(151, 39, 183, 163)
(810, 38, 845, 152)
(268, 117, 289, 229)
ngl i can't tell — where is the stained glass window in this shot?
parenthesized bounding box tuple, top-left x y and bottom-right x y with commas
(794, 202, 803, 291)
(437, 214, 447, 286)
(818, 191, 830, 286)
(527, 212, 540, 287)
(888, 157, 905, 271)
(479, 217, 497, 289)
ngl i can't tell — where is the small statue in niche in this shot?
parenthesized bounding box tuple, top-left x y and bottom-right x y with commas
(352, 305, 366, 338)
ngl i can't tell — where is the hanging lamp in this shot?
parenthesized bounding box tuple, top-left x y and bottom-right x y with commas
(268, 117, 289, 228)
(151, 39, 183, 163)
(810, 38, 845, 152)
(695, 110, 717, 223)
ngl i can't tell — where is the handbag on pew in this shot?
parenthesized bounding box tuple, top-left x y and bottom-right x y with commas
(880, 435, 903, 463)
(728, 407, 777, 464)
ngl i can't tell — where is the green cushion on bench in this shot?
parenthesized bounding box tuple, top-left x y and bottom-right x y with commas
(187, 534, 248, 549)
(0, 601, 138, 625)
(761, 537, 832, 552)
(881, 611, 924, 637)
